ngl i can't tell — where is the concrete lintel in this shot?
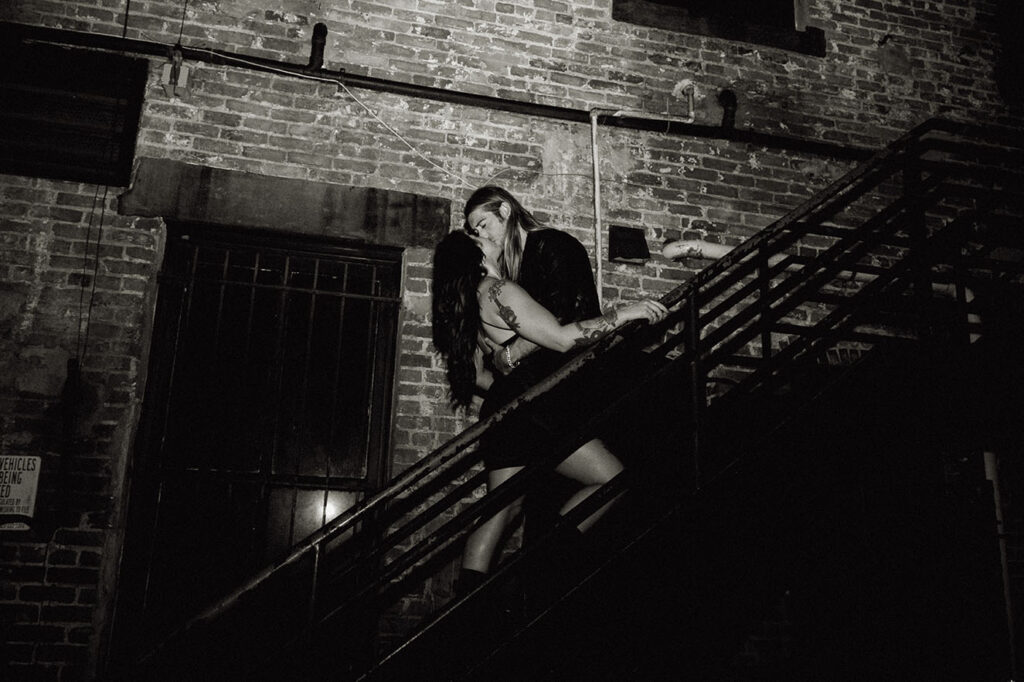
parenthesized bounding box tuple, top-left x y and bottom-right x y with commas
(119, 158, 450, 248)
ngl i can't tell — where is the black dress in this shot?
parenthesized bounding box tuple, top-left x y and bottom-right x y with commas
(478, 228, 601, 469)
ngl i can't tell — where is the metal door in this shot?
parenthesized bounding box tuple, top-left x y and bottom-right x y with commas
(114, 222, 402, 652)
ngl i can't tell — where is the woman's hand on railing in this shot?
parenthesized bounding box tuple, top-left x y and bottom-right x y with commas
(616, 299, 670, 324)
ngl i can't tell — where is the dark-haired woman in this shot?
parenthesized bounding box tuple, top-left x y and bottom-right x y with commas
(431, 229, 667, 593)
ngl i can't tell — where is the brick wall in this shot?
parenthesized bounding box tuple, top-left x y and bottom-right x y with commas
(0, 176, 162, 680)
(0, 0, 1020, 678)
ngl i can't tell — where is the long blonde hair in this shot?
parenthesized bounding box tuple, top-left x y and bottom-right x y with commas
(463, 186, 545, 282)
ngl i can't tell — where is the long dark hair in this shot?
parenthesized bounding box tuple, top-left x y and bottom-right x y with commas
(463, 185, 545, 282)
(431, 230, 485, 410)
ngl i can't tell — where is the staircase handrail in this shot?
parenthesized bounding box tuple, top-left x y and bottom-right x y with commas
(136, 115, 1023, 672)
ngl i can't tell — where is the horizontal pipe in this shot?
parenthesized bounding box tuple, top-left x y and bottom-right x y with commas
(2, 21, 874, 161)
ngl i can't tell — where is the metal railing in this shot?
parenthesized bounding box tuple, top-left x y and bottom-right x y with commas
(130, 118, 1024, 680)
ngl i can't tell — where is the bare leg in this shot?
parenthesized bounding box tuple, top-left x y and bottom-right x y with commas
(461, 466, 524, 573)
(554, 438, 624, 533)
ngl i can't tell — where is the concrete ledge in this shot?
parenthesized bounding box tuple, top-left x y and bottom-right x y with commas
(119, 158, 450, 248)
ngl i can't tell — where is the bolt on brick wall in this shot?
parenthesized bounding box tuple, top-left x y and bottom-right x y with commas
(0, 0, 1021, 678)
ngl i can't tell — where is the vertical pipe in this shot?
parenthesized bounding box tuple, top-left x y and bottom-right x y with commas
(307, 22, 327, 71)
(590, 109, 604, 307)
(588, 93, 695, 308)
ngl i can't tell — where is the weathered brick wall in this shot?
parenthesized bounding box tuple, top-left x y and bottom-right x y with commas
(0, 176, 163, 680)
(1, 0, 1020, 678)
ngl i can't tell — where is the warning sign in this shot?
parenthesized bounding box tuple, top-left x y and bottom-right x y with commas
(0, 456, 41, 530)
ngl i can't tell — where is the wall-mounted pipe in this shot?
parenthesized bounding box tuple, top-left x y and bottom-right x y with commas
(1, 21, 874, 162)
(600, 83, 697, 127)
(590, 109, 606, 305)
(589, 87, 696, 300)
(718, 89, 737, 130)
(5, 20, 873, 299)
(306, 22, 327, 71)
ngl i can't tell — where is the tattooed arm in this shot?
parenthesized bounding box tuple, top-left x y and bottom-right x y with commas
(479, 278, 668, 354)
(571, 308, 623, 349)
(486, 229, 601, 374)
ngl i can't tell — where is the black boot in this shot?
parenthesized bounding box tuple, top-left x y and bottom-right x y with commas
(454, 567, 487, 598)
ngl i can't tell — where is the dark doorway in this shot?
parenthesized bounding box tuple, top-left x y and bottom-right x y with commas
(111, 222, 403, 662)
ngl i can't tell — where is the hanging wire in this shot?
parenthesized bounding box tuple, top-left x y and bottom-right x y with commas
(183, 45, 473, 189)
(339, 81, 478, 190)
(79, 187, 110, 361)
(122, 0, 132, 39)
(177, 0, 189, 45)
(76, 186, 105, 360)
(142, 29, 666, 196)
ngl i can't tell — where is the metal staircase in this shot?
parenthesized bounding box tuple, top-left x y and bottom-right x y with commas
(118, 118, 1024, 682)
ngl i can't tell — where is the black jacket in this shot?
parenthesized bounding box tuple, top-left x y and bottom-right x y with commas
(518, 228, 600, 325)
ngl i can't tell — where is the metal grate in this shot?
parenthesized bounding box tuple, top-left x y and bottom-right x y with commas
(123, 222, 402, 639)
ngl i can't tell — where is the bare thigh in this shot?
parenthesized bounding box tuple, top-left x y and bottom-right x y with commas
(489, 465, 523, 490)
(555, 438, 624, 486)
(488, 466, 524, 516)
